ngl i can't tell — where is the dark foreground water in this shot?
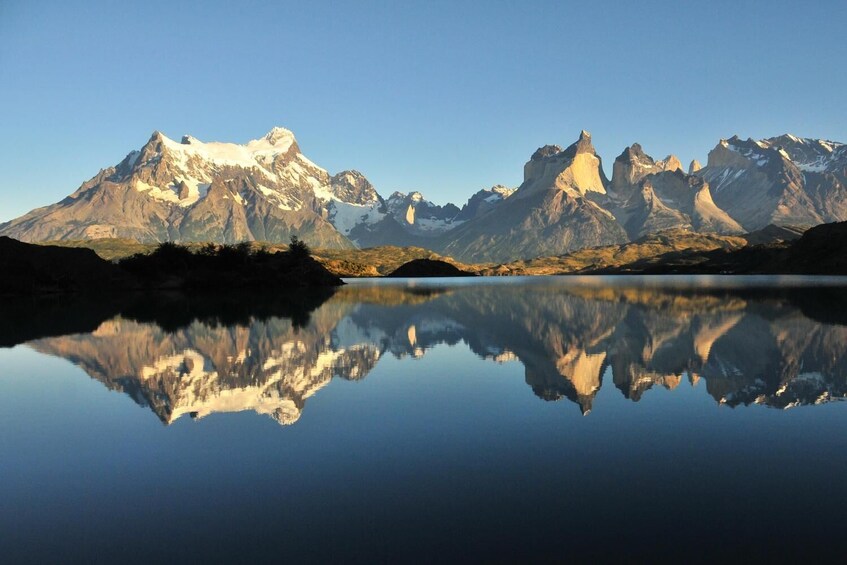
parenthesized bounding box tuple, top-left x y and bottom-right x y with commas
(2, 276, 847, 563)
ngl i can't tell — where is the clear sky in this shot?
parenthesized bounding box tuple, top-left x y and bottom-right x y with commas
(1, 0, 845, 221)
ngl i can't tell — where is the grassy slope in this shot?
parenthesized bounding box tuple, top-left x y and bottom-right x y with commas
(313, 246, 484, 276)
(480, 230, 747, 275)
(35, 230, 751, 277)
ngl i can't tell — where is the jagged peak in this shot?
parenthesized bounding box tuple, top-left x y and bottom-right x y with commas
(658, 155, 683, 172)
(144, 127, 300, 155)
(488, 184, 515, 196)
(147, 130, 169, 144)
(386, 190, 429, 205)
(262, 126, 296, 146)
(617, 143, 652, 163)
(570, 129, 596, 155)
(531, 145, 563, 161)
(530, 130, 598, 163)
(332, 169, 368, 181)
(328, 169, 381, 207)
(689, 159, 702, 174)
(774, 133, 805, 144)
(521, 131, 607, 192)
(131, 127, 306, 175)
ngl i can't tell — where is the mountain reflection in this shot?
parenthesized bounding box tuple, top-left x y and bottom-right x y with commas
(20, 280, 847, 424)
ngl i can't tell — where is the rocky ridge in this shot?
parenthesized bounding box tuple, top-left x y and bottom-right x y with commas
(2, 128, 846, 262)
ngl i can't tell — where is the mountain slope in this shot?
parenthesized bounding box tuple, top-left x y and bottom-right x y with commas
(0, 128, 355, 248)
(437, 131, 628, 262)
(480, 229, 746, 275)
(608, 144, 743, 239)
(693, 135, 847, 230)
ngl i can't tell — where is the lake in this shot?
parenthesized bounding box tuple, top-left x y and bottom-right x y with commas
(2, 275, 847, 563)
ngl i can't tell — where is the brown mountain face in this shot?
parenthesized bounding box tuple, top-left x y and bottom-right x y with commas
(609, 143, 681, 197)
(694, 136, 847, 231)
(609, 145, 743, 239)
(437, 131, 628, 263)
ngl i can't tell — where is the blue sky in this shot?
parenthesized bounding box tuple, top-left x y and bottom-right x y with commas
(1, 0, 845, 221)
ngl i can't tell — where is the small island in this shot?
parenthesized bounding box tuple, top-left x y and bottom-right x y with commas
(386, 258, 477, 278)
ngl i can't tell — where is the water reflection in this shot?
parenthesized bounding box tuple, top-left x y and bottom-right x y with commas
(14, 278, 847, 424)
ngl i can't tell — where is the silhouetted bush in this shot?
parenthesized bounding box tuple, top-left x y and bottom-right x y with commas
(197, 243, 218, 256)
(288, 235, 310, 259)
(215, 242, 254, 268)
(141, 242, 189, 270)
(254, 246, 272, 261)
(115, 238, 341, 289)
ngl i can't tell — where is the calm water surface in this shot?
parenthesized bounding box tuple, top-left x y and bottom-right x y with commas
(2, 276, 847, 563)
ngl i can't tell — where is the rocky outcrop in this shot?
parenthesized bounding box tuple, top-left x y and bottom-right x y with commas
(609, 144, 743, 239)
(437, 131, 627, 262)
(609, 143, 683, 200)
(521, 131, 609, 197)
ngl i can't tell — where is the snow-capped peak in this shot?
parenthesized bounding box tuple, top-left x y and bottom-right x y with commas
(144, 128, 302, 173)
(763, 134, 846, 173)
(115, 127, 329, 211)
(260, 126, 297, 147)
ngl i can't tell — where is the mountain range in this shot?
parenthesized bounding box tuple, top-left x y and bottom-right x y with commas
(2, 127, 845, 262)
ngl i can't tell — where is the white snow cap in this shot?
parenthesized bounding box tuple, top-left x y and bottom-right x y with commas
(153, 127, 299, 169)
(261, 126, 297, 147)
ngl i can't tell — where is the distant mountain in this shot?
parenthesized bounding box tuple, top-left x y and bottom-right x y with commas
(608, 143, 743, 239)
(3, 127, 846, 262)
(437, 131, 628, 262)
(696, 135, 847, 230)
(347, 190, 464, 247)
(453, 185, 515, 222)
(0, 128, 357, 248)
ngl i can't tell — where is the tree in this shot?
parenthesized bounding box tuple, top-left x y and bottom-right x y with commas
(288, 235, 310, 259)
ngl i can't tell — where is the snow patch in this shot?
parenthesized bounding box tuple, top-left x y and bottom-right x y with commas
(327, 200, 385, 235)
